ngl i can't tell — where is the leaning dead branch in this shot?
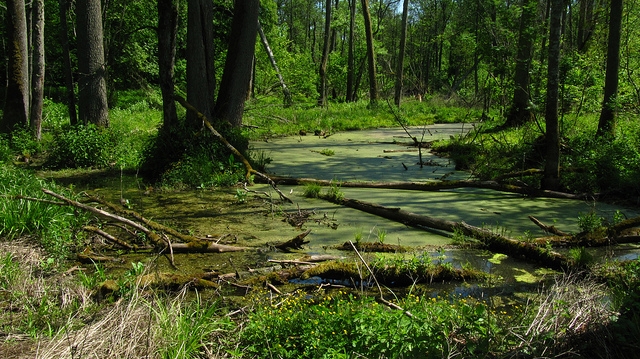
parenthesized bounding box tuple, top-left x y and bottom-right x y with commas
(274, 229, 312, 252)
(174, 94, 292, 203)
(41, 188, 250, 253)
(528, 215, 571, 237)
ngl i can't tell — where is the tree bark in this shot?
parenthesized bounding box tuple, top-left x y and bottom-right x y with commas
(157, 0, 179, 128)
(2, 0, 30, 134)
(317, 0, 332, 107)
(58, 0, 77, 126)
(258, 22, 292, 107)
(186, 0, 216, 129)
(77, 0, 109, 127)
(346, 0, 357, 102)
(504, 0, 537, 127)
(541, 0, 562, 191)
(331, 196, 571, 271)
(214, 0, 260, 127)
(393, 0, 409, 107)
(596, 0, 623, 138)
(30, 0, 45, 140)
(361, 0, 378, 107)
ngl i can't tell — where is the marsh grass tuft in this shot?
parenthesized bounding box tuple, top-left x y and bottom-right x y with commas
(302, 183, 321, 198)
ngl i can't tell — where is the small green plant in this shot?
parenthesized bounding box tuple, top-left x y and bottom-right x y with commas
(314, 148, 335, 156)
(577, 211, 603, 233)
(326, 181, 344, 202)
(353, 228, 363, 244)
(612, 210, 625, 225)
(303, 183, 321, 198)
(0, 253, 21, 290)
(376, 228, 387, 243)
(234, 188, 248, 203)
(451, 227, 470, 245)
(568, 247, 594, 267)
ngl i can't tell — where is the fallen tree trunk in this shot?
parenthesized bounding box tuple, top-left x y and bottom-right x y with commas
(325, 195, 572, 271)
(263, 176, 590, 200)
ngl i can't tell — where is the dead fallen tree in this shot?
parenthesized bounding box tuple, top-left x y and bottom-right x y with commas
(263, 175, 590, 200)
(321, 194, 572, 271)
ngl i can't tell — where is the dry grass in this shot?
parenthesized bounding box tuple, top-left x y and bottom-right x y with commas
(508, 273, 617, 357)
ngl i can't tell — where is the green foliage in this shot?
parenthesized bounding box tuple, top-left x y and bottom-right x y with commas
(239, 290, 499, 358)
(47, 124, 116, 169)
(154, 294, 233, 359)
(568, 247, 594, 267)
(325, 181, 344, 202)
(140, 121, 248, 188)
(376, 228, 387, 244)
(0, 135, 12, 163)
(577, 211, 603, 234)
(302, 183, 322, 198)
(0, 253, 21, 290)
(0, 166, 87, 259)
(561, 126, 640, 194)
(10, 128, 41, 157)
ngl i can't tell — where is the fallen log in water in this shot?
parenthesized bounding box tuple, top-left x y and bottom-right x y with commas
(320, 195, 572, 271)
(263, 175, 589, 200)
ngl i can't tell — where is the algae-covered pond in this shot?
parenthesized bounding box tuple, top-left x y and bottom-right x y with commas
(45, 124, 640, 290)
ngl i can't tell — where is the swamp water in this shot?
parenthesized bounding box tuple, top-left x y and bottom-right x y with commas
(45, 123, 640, 298)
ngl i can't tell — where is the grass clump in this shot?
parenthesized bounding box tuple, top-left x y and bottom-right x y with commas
(0, 166, 88, 260)
(302, 183, 321, 198)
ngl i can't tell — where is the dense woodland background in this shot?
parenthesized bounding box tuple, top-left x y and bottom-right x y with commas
(1, 0, 638, 119)
(0, 0, 639, 193)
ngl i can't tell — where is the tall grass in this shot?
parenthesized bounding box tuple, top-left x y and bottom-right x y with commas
(0, 166, 87, 259)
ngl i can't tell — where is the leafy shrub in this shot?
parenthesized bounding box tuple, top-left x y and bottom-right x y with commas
(239, 290, 499, 358)
(10, 128, 41, 157)
(140, 121, 249, 188)
(47, 124, 117, 169)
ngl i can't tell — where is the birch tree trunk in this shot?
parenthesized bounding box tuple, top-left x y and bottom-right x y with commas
(258, 22, 292, 107)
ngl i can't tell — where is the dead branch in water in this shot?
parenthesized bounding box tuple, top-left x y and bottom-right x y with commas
(173, 94, 292, 203)
(41, 188, 251, 253)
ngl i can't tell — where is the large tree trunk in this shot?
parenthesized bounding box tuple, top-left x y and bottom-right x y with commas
(541, 0, 563, 191)
(2, 0, 30, 134)
(346, 0, 357, 102)
(214, 0, 259, 127)
(361, 0, 378, 107)
(393, 0, 409, 107)
(158, 0, 179, 128)
(258, 22, 292, 107)
(504, 0, 537, 127)
(77, 0, 109, 127)
(596, 0, 623, 138)
(317, 0, 332, 107)
(30, 0, 45, 140)
(186, 0, 216, 129)
(58, 0, 77, 126)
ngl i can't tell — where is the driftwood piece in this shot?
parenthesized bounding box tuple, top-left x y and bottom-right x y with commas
(83, 225, 134, 249)
(528, 216, 571, 237)
(174, 94, 292, 203)
(264, 176, 589, 200)
(274, 229, 312, 252)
